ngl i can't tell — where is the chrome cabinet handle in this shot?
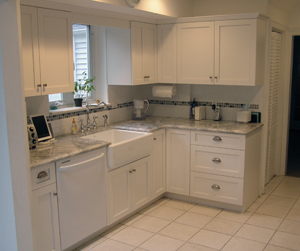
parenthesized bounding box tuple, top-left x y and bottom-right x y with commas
(144, 76, 150, 79)
(53, 192, 57, 196)
(37, 171, 48, 179)
(132, 169, 136, 172)
(213, 136, 222, 141)
(212, 158, 221, 163)
(211, 184, 220, 190)
(129, 170, 132, 173)
(37, 84, 42, 87)
(43, 83, 47, 87)
(214, 76, 218, 79)
(153, 138, 156, 140)
(209, 76, 213, 79)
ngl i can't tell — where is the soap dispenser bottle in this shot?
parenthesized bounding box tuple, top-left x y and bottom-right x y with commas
(71, 117, 77, 134)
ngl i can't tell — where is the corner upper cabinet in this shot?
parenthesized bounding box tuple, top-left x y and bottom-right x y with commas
(131, 22, 157, 85)
(177, 18, 267, 86)
(21, 6, 74, 97)
(157, 24, 177, 83)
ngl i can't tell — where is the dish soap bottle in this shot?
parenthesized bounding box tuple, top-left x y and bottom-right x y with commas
(71, 117, 77, 134)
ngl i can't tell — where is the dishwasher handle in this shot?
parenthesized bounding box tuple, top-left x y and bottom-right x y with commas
(58, 153, 104, 171)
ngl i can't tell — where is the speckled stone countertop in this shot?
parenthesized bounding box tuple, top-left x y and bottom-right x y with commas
(112, 116, 263, 135)
(30, 116, 263, 169)
(30, 128, 111, 169)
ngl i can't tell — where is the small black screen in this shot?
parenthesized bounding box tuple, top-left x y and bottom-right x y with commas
(31, 115, 50, 139)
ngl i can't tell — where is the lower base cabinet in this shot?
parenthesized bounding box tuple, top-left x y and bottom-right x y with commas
(31, 163, 61, 251)
(108, 156, 153, 224)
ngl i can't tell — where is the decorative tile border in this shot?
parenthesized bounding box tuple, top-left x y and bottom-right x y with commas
(27, 101, 259, 124)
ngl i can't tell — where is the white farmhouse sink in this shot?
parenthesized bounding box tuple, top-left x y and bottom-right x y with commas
(81, 129, 153, 170)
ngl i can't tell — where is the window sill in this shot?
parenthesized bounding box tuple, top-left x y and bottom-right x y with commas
(49, 104, 110, 116)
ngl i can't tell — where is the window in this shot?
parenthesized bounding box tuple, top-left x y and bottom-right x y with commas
(48, 24, 91, 105)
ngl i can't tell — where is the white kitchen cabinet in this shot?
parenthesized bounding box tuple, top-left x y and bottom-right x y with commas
(157, 24, 177, 83)
(30, 163, 61, 251)
(177, 18, 266, 86)
(190, 128, 262, 210)
(152, 129, 166, 197)
(166, 129, 190, 196)
(131, 22, 157, 85)
(108, 156, 152, 224)
(21, 6, 73, 97)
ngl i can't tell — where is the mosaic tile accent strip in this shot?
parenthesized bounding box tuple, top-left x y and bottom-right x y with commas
(27, 101, 259, 124)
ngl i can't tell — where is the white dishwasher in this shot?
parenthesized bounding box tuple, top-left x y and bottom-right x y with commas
(56, 149, 107, 251)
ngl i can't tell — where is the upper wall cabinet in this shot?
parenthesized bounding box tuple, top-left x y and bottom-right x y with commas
(21, 6, 74, 97)
(131, 22, 157, 85)
(107, 22, 157, 86)
(157, 24, 177, 83)
(177, 18, 267, 86)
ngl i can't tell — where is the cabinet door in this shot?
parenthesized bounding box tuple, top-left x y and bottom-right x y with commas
(131, 22, 157, 85)
(38, 8, 73, 94)
(21, 6, 41, 97)
(157, 24, 176, 83)
(214, 19, 256, 86)
(177, 22, 214, 84)
(152, 129, 166, 197)
(108, 165, 131, 224)
(131, 156, 153, 211)
(32, 183, 61, 251)
(166, 129, 190, 195)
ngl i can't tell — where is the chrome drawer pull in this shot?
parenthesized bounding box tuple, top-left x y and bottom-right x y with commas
(211, 184, 220, 190)
(132, 169, 136, 172)
(213, 136, 222, 141)
(212, 158, 221, 163)
(37, 171, 48, 179)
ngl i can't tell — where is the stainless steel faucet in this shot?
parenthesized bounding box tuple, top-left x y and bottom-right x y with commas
(103, 115, 108, 127)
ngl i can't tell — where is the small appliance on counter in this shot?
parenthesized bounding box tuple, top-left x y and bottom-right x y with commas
(132, 99, 149, 120)
(195, 106, 206, 121)
(237, 111, 252, 123)
(27, 124, 38, 149)
(30, 114, 55, 146)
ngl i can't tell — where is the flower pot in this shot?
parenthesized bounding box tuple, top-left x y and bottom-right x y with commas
(74, 98, 83, 107)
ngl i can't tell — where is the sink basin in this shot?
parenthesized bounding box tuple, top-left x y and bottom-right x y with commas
(81, 129, 153, 170)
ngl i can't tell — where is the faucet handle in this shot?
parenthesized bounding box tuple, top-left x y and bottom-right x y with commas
(92, 116, 98, 129)
(78, 119, 84, 132)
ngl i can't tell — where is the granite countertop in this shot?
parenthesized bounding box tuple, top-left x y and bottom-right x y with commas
(30, 116, 263, 169)
(111, 116, 263, 135)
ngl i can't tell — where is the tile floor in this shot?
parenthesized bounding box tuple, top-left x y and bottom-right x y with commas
(76, 175, 300, 251)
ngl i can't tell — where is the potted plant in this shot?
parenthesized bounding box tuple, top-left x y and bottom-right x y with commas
(73, 71, 96, 107)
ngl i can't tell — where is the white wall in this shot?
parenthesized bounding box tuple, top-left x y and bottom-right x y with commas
(0, 0, 33, 250)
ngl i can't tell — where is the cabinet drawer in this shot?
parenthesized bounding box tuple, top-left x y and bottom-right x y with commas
(31, 162, 56, 190)
(190, 172, 243, 206)
(191, 131, 245, 150)
(191, 145, 245, 178)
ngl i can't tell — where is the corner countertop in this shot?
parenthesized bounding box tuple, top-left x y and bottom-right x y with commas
(30, 116, 263, 169)
(111, 116, 263, 135)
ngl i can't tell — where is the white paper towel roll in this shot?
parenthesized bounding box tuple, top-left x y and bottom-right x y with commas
(152, 85, 176, 98)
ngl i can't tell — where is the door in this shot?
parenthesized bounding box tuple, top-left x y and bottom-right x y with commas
(108, 165, 131, 224)
(20, 6, 41, 96)
(131, 156, 152, 211)
(177, 22, 214, 84)
(32, 183, 61, 251)
(38, 8, 73, 94)
(166, 129, 191, 195)
(152, 129, 166, 196)
(214, 19, 256, 86)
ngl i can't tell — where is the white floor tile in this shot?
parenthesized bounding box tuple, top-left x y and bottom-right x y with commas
(100, 224, 127, 238)
(122, 214, 145, 226)
(234, 224, 275, 243)
(133, 248, 148, 251)
(247, 202, 261, 213)
(272, 187, 300, 199)
(148, 205, 185, 221)
(110, 226, 153, 247)
(293, 199, 300, 210)
(77, 236, 107, 251)
(278, 219, 300, 235)
(189, 229, 231, 250)
(159, 222, 200, 241)
(263, 195, 296, 208)
(204, 218, 242, 235)
(216, 210, 252, 223)
(139, 203, 161, 215)
(285, 208, 300, 222)
(164, 199, 195, 211)
(255, 193, 269, 203)
(264, 245, 293, 251)
(178, 242, 218, 251)
(139, 234, 185, 251)
(189, 204, 223, 217)
(175, 211, 213, 228)
(130, 215, 170, 233)
(89, 239, 135, 251)
(256, 204, 290, 218)
(153, 197, 171, 206)
(270, 231, 300, 250)
(221, 236, 266, 251)
(246, 213, 283, 230)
